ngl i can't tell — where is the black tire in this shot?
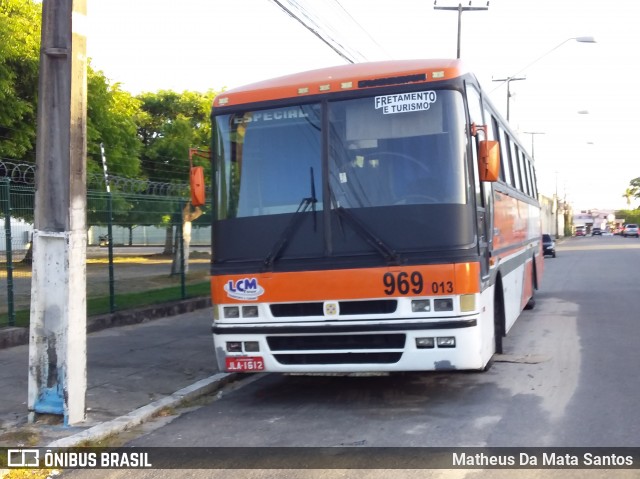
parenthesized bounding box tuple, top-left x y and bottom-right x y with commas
(524, 260, 537, 310)
(482, 356, 495, 372)
(552, 252, 556, 258)
(525, 290, 536, 310)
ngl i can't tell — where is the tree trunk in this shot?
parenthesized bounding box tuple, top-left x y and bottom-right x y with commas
(170, 204, 202, 276)
(163, 225, 173, 255)
(21, 236, 34, 264)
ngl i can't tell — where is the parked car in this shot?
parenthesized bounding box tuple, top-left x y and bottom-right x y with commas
(575, 226, 586, 237)
(623, 224, 639, 238)
(542, 234, 556, 258)
(592, 227, 602, 236)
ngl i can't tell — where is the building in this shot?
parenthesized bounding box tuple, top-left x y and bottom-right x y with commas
(573, 209, 620, 234)
(539, 194, 566, 238)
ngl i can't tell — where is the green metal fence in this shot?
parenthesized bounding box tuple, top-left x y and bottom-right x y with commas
(0, 179, 34, 326)
(1, 174, 212, 328)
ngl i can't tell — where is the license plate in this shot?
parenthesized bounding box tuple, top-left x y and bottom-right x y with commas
(225, 356, 265, 372)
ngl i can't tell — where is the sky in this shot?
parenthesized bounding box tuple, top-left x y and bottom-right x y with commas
(85, 0, 640, 213)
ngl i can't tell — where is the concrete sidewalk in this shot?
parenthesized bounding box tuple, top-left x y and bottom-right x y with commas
(0, 306, 233, 447)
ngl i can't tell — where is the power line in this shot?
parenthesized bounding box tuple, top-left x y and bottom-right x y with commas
(297, 0, 368, 62)
(328, 0, 391, 59)
(269, 0, 356, 63)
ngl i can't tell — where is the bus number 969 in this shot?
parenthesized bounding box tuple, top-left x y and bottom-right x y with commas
(382, 272, 453, 295)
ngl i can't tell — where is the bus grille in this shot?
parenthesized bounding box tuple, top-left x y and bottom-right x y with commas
(267, 333, 405, 351)
(274, 352, 402, 365)
(270, 300, 397, 317)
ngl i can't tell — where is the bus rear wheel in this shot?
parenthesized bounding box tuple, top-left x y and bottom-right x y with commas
(524, 260, 537, 310)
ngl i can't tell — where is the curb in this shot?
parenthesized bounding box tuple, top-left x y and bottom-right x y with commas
(0, 296, 212, 350)
(47, 372, 235, 448)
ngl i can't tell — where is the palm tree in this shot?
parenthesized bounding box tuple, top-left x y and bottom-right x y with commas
(622, 187, 637, 207)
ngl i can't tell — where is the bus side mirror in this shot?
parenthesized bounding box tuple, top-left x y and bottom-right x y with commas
(190, 166, 206, 206)
(479, 140, 500, 182)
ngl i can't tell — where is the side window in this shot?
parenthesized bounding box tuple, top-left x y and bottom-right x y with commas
(482, 108, 496, 140)
(498, 128, 512, 185)
(529, 162, 538, 197)
(525, 155, 534, 197)
(509, 138, 521, 191)
(519, 150, 530, 196)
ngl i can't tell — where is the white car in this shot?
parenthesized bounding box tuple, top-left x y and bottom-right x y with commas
(623, 224, 639, 237)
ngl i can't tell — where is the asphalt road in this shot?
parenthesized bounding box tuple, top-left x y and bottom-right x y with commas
(62, 235, 640, 478)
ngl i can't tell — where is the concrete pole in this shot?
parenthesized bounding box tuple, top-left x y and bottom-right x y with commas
(28, 0, 87, 425)
(434, 2, 489, 59)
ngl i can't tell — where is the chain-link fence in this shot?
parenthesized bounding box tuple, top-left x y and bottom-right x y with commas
(1, 169, 211, 328)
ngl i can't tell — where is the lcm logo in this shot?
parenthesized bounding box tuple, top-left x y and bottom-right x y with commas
(223, 277, 265, 301)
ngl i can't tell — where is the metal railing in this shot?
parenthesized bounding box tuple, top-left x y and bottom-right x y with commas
(1, 166, 211, 328)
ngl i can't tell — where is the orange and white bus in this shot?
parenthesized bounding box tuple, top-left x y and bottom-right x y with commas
(196, 59, 543, 373)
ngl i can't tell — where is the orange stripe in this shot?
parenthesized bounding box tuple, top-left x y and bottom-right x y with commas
(213, 60, 465, 107)
(212, 263, 480, 304)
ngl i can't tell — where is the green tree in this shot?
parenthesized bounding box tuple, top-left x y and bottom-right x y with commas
(0, 0, 41, 161)
(137, 89, 217, 185)
(627, 177, 640, 203)
(87, 69, 143, 178)
(136, 89, 217, 255)
(1, 0, 145, 176)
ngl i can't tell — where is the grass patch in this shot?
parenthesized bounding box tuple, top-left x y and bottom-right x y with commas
(0, 281, 210, 328)
(87, 281, 210, 316)
(2, 469, 59, 479)
(0, 429, 40, 447)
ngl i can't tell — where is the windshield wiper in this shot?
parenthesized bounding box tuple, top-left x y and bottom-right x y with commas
(263, 167, 317, 270)
(334, 206, 401, 266)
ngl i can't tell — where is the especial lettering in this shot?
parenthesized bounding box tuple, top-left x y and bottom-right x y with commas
(233, 108, 310, 124)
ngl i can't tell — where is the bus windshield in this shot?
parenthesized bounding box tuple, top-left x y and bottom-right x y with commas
(213, 89, 467, 220)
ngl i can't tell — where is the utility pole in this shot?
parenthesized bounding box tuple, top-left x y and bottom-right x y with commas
(434, 1, 489, 59)
(28, 0, 87, 425)
(522, 131, 545, 161)
(492, 76, 526, 121)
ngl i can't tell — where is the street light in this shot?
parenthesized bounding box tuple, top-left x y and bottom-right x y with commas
(491, 36, 596, 121)
(508, 36, 596, 79)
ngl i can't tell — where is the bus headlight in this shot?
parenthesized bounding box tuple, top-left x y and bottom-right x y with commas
(223, 306, 240, 318)
(434, 298, 454, 312)
(416, 337, 435, 349)
(460, 294, 476, 312)
(242, 305, 259, 318)
(411, 299, 431, 313)
(437, 337, 456, 348)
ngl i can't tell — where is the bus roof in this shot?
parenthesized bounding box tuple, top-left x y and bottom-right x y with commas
(213, 59, 469, 108)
